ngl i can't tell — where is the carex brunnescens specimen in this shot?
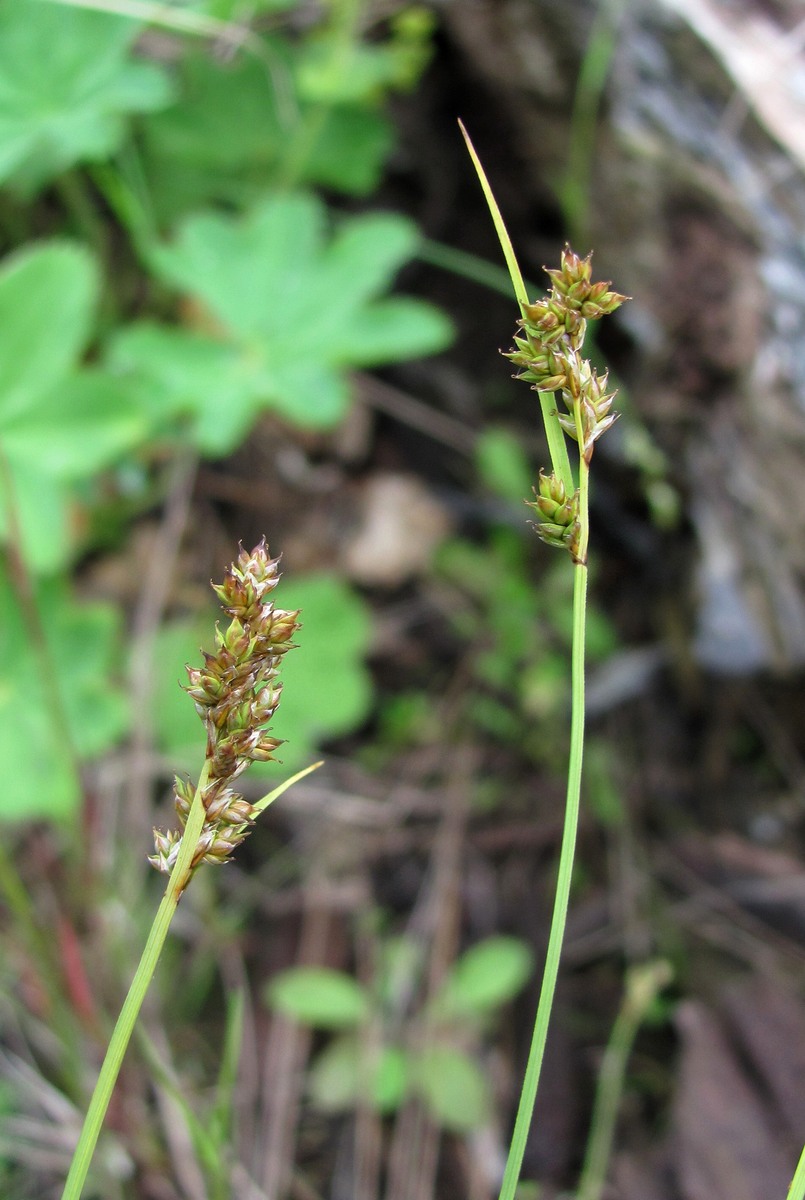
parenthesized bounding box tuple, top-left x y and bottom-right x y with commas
(503, 251, 627, 1199)
(461, 121, 630, 1200)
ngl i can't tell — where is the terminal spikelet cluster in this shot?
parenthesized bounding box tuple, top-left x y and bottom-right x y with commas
(506, 247, 628, 557)
(150, 539, 300, 876)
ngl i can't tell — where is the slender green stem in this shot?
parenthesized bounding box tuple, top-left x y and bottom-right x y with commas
(538, 388, 575, 496)
(43, 0, 268, 55)
(497, 461, 589, 1200)
(60, 760, 213, 1200)
(788, 1145, 805, 1200)
(576, 961, 671, 1200)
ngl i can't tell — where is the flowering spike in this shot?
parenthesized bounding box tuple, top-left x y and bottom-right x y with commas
(151, 541, 301, 876)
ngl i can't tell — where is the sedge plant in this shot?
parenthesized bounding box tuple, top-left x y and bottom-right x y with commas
(61, 539, 320, 1200)
(460, 122, 628, 1199)
(462, 124, 805, 1200)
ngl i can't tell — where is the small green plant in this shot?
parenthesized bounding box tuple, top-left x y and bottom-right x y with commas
(60, 540, 319, 1200)
(463, 124, 805, 1200)
(267, 933, 534, 1133)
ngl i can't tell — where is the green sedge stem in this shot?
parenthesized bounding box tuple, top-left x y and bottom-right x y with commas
(61, 761, 321, 1199)
(497, 456, 589, 1200)
(788, 1145, 805, 1200)
(60, 759, 213, 1200)
(538, 388, 575, 496)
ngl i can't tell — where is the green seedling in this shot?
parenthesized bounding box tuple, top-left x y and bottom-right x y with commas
(267, 933, 534, 1133)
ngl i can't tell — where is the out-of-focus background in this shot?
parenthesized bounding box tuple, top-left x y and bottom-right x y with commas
(2, 0, 805, 1196)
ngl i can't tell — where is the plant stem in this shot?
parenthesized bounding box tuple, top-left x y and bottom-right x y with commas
(60, 760, 213, 1200)
(576, 960, 671, 1200)
(497, 458, 589, 1200)
(560, 0, 626, 247)
(538, 387, 575, 496)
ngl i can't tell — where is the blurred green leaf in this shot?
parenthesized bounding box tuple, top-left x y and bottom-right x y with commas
(142, 50, 393, 221)
(431, 936, 534, 1020)
(266, 967, 368, 1028)
(0, 242, 152, 571)
(0, 242, 96, 419)
(414, 1045, 489, 1131)
(110, 193, 452, 451)
(296, 39, 408, 105)
(475, 426, 534, 504)
(0, 569, 129, 822)
(308, 1036, 408, 1114)
(0, 0, 172, 194)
